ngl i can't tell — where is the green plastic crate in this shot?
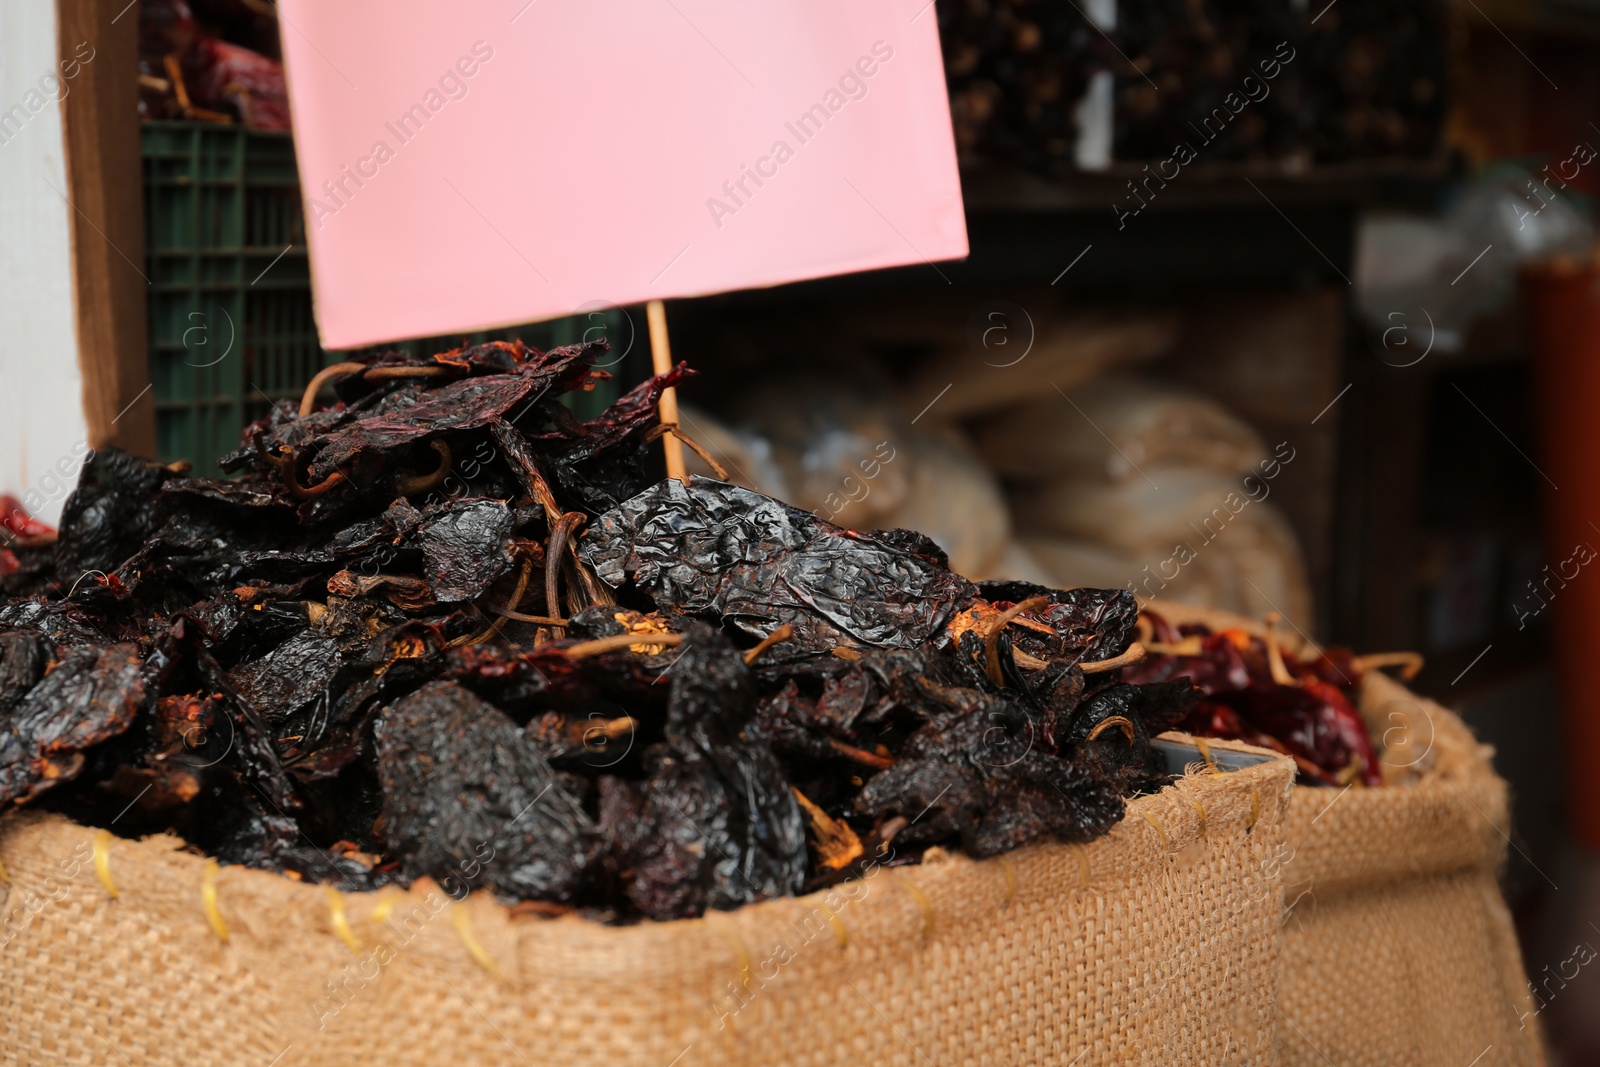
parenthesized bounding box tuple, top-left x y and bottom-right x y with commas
(142, 121, 625, 475)
(143, 121, 309, 474)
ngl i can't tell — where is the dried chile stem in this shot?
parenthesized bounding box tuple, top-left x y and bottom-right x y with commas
(494, 421, 565, 524)
(674, 428, 728, 480)
(562, 566, 583, 620)
(285, 465, 346, 500)
(791, 786, 864, 870)
(831, 646, 863, 661)
(450, 554, 535, 647)
(333, 573, 410, 597)
(1288, 752, 1333, 782)
(570, 559, 615, 610)
(983, 595, 1052, 685)
(1146, 637, 1204, 656)
(742, 624, 795, 665)
(394, 440, 453, 497)
(1264, 613, 1301, 687)
(877, 816, 909, 849)
(544, 512, 587, 621)
(563, 632, 685, 660)
(298, 362, 366, 417)
(1085, 715, 1135, 743)
(647, 423, 729, 480)
(1354, 651, 1424, 681)
(1079, 642, 1147, 674)
(529, 476, 562, 524)
(492, 608, 569, 627)
(254, 439, 289, 469)
(827, 737, 895, 770)
(164, 53, 228, 121)
(588, 716, 637, 740)
(161, 54, 186, 104)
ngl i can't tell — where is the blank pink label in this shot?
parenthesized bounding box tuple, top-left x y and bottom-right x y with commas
(277, 0, 968, 349)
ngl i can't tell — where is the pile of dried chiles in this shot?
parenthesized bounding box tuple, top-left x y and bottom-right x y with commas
(0, 340, 1218, 921)
(1126, 610, 1409, 787)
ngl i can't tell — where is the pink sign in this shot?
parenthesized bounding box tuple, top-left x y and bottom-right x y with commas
(276, 0, 968, 349)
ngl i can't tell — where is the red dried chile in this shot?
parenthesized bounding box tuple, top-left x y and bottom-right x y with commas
(1125, 610, 1381, 786)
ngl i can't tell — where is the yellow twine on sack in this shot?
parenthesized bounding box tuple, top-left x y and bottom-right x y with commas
(706, 913, 754, 992)
(895, 873, 935, 941)
(1193, 737, 1223, 776)
(370, 888, 399, 927)
(201, 860, 229, 942)
(998, 854, 1019, 905)
(451, 903, 500, 976)
(1247, 787, 1261, 830)
(1072, 843, 1091, 890)
(92, 830, 118, 899)
(324, 885, 361, 953)
(817, 898, 849, 949)
(1186, 795, 1207, 837)
(1141, 811, 1168, 852)
(0, 856, 9, 884)
(704, 914, 754, 1038)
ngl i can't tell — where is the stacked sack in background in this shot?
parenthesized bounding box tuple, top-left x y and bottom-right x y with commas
(971, 374, 1312, 624)
(902, 305, 1314, 624)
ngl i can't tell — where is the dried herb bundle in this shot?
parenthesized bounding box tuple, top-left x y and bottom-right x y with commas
(0, 340, 1199, 920)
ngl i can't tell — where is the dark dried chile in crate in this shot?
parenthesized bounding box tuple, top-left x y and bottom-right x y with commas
(0, 338, 1209, 921)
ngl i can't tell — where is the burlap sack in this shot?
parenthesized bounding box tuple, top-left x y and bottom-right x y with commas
(1149, 601, 1544, 1066)
(0, 738, 1292, 1067)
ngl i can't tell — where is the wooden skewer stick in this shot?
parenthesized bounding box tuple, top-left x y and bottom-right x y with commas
(646, 300, 687, 481)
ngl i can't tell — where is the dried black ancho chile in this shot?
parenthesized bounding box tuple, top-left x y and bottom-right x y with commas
(417, 499, 516, 603)
(375, 680, 601, 902)
(579, 478, 978, 657)
(616, 626, 806, 918)
(0, 643, 145, 804)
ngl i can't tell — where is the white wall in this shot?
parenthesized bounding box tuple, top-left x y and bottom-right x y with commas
(0, 0, 91, 526)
